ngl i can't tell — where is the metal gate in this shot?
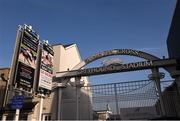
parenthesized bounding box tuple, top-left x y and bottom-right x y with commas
(83, 80, 179, 120)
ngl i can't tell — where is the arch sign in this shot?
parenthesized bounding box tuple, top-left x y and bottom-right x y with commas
(56, 49, 177, 78)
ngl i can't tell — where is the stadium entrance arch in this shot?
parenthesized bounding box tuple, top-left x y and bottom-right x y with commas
(56, 49, 176, 78)
(55, 49, 179, 119)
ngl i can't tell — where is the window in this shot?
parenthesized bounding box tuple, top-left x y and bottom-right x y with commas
(42, 114, 51, 121)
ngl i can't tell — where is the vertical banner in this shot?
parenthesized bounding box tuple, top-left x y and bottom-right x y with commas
(38, 43, 54, 92)
(13, 25, 39, 91)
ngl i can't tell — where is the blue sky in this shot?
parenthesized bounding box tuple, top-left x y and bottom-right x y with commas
(0, 0, 177, 84)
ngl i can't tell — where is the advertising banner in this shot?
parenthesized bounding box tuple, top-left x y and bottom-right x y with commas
(39, 43, 54, 91)
(14, 26, 39, 91)
(18, 31, 39, 69)
(16, 62, 35, 88)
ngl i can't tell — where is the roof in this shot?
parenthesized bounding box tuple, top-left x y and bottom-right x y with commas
(52, 43, 75, 48)
(63, 43, 75, 48)
(0, 68, 10, 70)
(52, 43, 63, 46)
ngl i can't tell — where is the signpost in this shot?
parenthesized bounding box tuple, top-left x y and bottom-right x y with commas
(15, 26, 39, 91)
(10, 27, 54, 121)
(11, 89, 24, 121)
(37, 41, 54, 121)
(9, 24, 40, 92)
(5, 24, 55, 121)
(8, 24, 40, 121)
(11, 95, 24, 110)
(38, 41, 54, 93)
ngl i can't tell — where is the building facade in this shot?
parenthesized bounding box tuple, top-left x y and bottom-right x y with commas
(167, 0, 180, 59)
(0, 68, 10, 119)
(40, 43, 92, 120)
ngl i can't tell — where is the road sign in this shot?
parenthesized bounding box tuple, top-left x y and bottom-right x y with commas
(11, 95, 24, 109)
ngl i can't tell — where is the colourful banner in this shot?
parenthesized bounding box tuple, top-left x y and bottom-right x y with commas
(39, 43, 54, 91)
(15, 28, 39, 91)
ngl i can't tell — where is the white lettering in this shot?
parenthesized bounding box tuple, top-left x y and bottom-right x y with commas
(85, 49, 140, 63)
(78, 61, 153, 76)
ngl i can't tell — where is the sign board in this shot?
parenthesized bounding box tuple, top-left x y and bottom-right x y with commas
(13, 25, 39, 91)
(38, 43, 54, 92)
(16, 62, 35, 88)
(84, 49, 140, 64)
(72, 49, 160, 70)
(11, 95, 24, 109)
(56, 59, 177, 78)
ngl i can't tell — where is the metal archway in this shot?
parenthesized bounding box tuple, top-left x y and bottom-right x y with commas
(55, 49, 178, 119)
(72, 49, 172, 73)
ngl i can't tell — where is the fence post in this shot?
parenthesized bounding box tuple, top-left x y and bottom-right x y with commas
(150, 68, 166, 117)
(75, 77, 82, 120)
(114, 83, 119, 115)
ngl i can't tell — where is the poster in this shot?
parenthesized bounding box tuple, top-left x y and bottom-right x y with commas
(18, 31, 38, 69)
(16, 62, 35, 89)
(39, 44, 54, 91)
(15, 28, 39, 90)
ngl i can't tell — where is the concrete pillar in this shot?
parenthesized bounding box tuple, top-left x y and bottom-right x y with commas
(1, 114, 8, 121)
(38, 94, 44, 121)
(75, 77, 81, 120)
(57, 88, 62, 120)
(56, 79, 68, 120)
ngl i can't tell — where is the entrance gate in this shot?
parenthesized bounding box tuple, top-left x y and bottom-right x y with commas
(83, 79, 177, 119)
(55, 49, 180, 120)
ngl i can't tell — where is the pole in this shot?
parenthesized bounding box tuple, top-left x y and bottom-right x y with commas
(75, 77, 81, 120)
(57, 87, 62, 120)
(1, 114, 7, 121)
(152, 68, 166, 117)
(76, 84, 79, 120)
(39, 93, 44, 121)
(114, 83, 119, 115)
(13, 88, 22, 121)
(14, 109, 20, 121)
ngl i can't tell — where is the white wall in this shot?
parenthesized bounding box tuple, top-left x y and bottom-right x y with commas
(41, 44, 92, 120)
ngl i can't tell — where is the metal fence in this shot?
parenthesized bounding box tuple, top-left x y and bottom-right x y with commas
(1, 79, 179, 120)
(84, 79, 179, 120)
